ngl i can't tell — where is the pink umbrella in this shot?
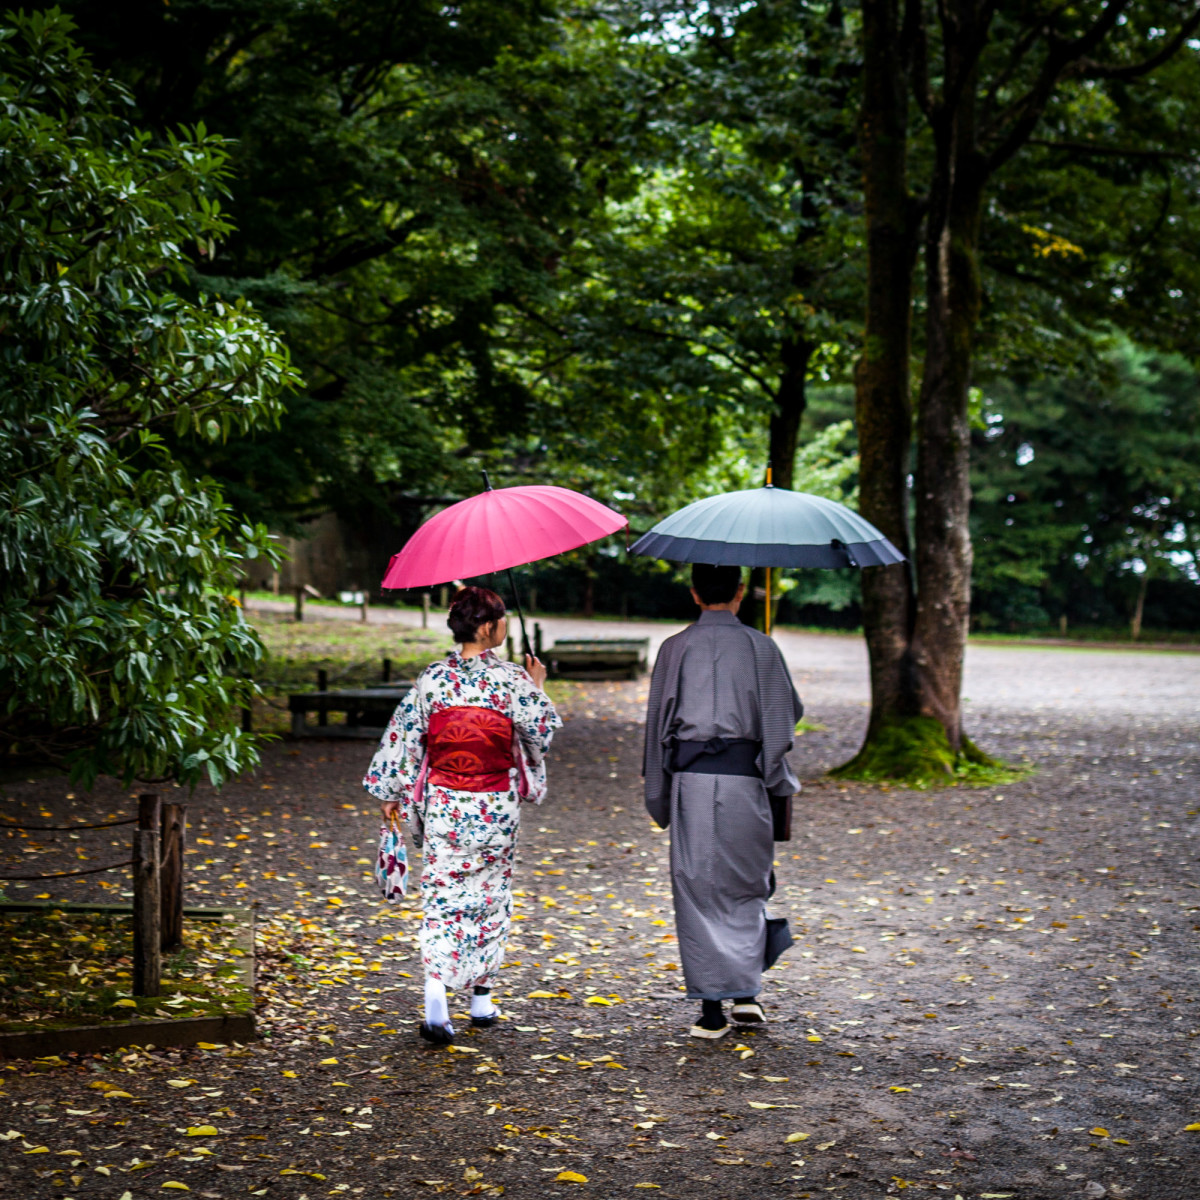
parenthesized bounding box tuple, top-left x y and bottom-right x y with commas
(381, 475, 627, 651)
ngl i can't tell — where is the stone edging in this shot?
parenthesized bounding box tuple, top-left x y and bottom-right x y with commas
(0, 904, 256, 1059)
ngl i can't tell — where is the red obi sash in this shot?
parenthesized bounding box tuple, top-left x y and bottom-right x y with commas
(426, 706, 514, 792)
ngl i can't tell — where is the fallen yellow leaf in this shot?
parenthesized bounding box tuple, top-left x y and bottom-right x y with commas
(583, 996, 612, 1006)
(633, 1185, 661, 1189)
(888, 1086, 912, 1093)
(282, 1070, 298, 1079)
(195, 1042, 223, 1050)
(851, 947, 867, 953)
(785, 1132, 810, 1144)
(319, 1058, 338, 1066)
(1185, 1123, 1200, 1132)
(528, 990, 559, 999)
(103, 1091, 133, 1100)
(161, 1184, 190, 1191)
(556, 1170, 588, 1183)
(1090, 1127, 1110, 1138)
(806, 1035, 823, 1043)
(748, 1102, 777, 1110)
(185, 1126, 219, 1137)
(112, 999, 138, 1008)
(166, 1080, 194, 1089)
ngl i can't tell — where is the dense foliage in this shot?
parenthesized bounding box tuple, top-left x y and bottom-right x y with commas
(973, 337, 1200, 633)
(22, 0, 1200, 640)
(0, 10, 296, 785)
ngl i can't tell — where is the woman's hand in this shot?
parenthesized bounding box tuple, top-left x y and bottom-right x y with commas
(380, 800, 400, 826)
(525, 653, 548, 691)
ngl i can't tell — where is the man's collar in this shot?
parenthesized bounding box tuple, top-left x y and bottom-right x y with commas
(696, 609, 742, 625)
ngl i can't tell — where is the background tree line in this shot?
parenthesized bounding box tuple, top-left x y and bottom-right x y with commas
(4, 2, 1200, 783)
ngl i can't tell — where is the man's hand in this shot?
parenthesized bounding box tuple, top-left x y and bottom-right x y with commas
(380, 801, 400, 825)
(525, 653, 548, 690)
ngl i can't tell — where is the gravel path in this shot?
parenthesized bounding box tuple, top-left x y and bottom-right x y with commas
(2, 641, 1198, 1200)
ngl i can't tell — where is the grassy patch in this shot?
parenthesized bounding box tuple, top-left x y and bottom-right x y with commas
(830, 715, 1031, 789)
(0, 908, 252, 1032)
(795, 718, 829, 734)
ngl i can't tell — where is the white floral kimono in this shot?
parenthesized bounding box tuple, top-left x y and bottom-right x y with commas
(363, 650, 560, 990)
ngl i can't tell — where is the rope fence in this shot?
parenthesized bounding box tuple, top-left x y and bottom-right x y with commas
(0, 859, 134, 881)
(0, 794, 186, 997)
(1, 817, 138, 832)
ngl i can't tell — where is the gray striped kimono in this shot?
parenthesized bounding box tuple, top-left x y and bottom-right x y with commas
(643, 609, 803, 1000)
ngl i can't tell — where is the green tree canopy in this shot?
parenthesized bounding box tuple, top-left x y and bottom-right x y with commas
(0, 9, 297, 786)
(972, 335, 1200, 631)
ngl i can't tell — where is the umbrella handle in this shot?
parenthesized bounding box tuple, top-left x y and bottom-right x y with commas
(505, 567, 532, 660)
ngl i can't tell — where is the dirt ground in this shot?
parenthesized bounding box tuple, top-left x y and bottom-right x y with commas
(2, 658, 1198, 1200)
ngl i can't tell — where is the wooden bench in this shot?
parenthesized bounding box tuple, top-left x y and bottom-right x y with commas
(548, 638, 649, 681)
(288, 684, 412, 739)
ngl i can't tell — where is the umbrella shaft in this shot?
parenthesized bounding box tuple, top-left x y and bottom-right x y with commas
(505, 567, 531, 659)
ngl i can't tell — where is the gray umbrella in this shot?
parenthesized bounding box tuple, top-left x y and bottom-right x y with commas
(629, 484, 905, 569)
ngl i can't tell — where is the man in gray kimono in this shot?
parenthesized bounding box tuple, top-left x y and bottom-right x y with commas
(644, 563, 803, 1038)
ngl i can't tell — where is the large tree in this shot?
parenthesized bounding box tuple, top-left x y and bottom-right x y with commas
(844, 0, 1200, 780)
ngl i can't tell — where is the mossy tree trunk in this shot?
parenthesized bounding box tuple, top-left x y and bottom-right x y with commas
(841, 0, 1199, 782)
(852, 0, 923, 752)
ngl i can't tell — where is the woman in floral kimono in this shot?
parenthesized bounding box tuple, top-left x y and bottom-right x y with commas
(363, 586, 560, 1045)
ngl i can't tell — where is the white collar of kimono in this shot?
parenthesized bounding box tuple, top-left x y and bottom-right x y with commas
(447, 648, 501, 670)
(696, 609, 742, 625)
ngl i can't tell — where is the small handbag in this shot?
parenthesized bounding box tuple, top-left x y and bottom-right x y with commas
(374, 823, 408, 901)
(769, 794, 793, 841)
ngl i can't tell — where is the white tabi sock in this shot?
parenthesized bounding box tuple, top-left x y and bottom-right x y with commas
(470, 989, 497, 1019)
(424, 978, 450, 1027)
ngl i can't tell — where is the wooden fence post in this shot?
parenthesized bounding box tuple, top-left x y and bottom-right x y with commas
(160, 803, 186, 952)
(317, 669, 328, 727)
(294, 585, 304, 622)
(133, 794, 161, 997)
(382, 657, 392, 683)
(422, 592, 430, 628)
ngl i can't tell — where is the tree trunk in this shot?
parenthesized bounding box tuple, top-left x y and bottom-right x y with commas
(1130, 572, 1148, 640)
(742, 336, 811, 631)
(847, 0, 921, 732)
(838, 0, 1000, 781)
(768, 334, 812, 492)
(909, 48, 986, 752)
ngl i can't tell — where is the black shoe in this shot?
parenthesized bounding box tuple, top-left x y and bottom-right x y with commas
(470, 1009, 499, 1028)
(689, 1001, 729, 1039)
(419, 1021, 455, 1046)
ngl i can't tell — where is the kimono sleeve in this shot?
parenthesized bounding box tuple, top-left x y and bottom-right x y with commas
(504, 662, 562, 803)
(642, 636, 680, 829)
(755, 635, 804, 798)
(362, 681, 428, 821)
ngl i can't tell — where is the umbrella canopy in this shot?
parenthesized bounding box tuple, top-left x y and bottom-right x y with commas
(629, 485, 904, 569)
(381, 484, 627, 591)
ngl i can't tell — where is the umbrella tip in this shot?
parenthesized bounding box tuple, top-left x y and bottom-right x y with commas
(765, 466, 773, 488)
(481, 469, 494, 491)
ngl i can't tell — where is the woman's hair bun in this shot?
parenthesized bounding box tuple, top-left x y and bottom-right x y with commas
(447, 585, 506, 643)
